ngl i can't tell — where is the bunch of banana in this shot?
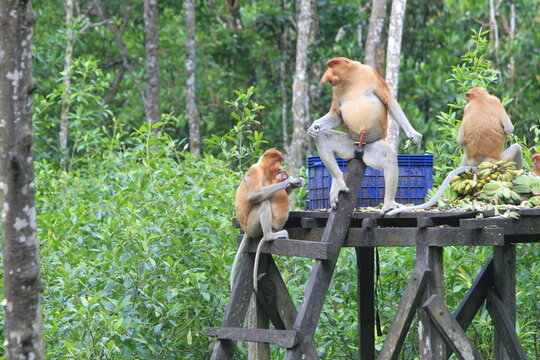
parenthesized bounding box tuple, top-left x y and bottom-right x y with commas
(526, 196, 540, 207)
(477, 160, 523, 182)
(481, 180, 522, 205)
(450, 170, 479, 195)
(511, 174, 540, 195)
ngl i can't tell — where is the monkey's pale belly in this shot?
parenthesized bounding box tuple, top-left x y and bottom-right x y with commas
(340, 97, 384, 135)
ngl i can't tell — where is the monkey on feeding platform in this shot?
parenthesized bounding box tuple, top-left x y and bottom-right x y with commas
(308, 57, 422, 213)
(230, 150, 305, 292)
(387, 87, 523, 215)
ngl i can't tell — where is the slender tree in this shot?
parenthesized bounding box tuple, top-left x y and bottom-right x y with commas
(0, 1, 45, 359)
(144, 0, 161, 131)
(287, 0, 312, 176)
(60, 0, 74, 169)
(185, 0, 201, 156)
(385, 0, 407, 151)
(365, 0, 388, 71)
(279, 0, 289, 149)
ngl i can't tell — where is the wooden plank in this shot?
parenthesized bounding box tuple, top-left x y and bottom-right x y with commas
(284, 159, 366, 360)
(286, 227, 504, 247)
(207, 328, 299, 348)
(210, 253, 256, 359)
(418, 245, 446, 360)
(486, 289, 527, 360)
(491, 245, 517, 360)
(460, 217, 540, 235)
(248, 295, 270, 360)
(245, 237, 330, 259)
(422, 295, 484, 360)
(356, 247, 375, 360)
(453, 257, 493, 331)
(378, 263, 431, 360)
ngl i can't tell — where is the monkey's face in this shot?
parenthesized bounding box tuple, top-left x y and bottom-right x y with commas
(321, 57, 351, 86)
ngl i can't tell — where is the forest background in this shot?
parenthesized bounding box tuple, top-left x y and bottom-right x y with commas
(1, 0, 539, 359)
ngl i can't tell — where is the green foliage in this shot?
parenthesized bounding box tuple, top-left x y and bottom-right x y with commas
(204, 86, 267, 172)
(32, 131, 238, 359)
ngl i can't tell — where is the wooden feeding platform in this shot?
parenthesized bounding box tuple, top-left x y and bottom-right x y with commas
(208, 159, 540, 360)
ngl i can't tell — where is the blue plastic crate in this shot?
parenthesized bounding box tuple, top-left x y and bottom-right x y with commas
(307, 155, 433, 210)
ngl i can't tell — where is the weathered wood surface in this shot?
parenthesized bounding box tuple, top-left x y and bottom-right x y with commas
(211, 254, 256, 359)
(256, 255, 320, 359)
(493, 245, 516, 360)
(244, 236, 330, 259)
(418, 245, 446, 360)
(284, 159, 366, 360)
(208, 327, 299, 348)
(356, 247, 375, 360)
(422, 295, 484, 360)
(283, 227, 505, 247)
(487, 289, 526, 360)
(378, 263, 431, 360)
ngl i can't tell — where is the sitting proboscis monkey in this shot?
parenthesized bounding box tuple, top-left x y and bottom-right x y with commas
(308, 57, 422, 213)
(388, 87, 523, 215)
(231, 150, 305, 292)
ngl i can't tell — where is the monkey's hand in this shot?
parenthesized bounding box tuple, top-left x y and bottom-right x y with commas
(407, 130, 423, 145)
(329, 178, 350, 209)
(308, 121, 324, 138)
(287, 177, 305, 189)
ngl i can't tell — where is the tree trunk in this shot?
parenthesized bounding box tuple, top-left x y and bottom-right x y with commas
(385, 0, 407, 152)
(144, 0, 161, 131)
(185, 0, 201, 156)
(287, 0, 312, 176)
(365, 0, 388, 71)
(0, 1, 45, 359)
(60, 0, 74, 169)
(279, 0, 289, 149)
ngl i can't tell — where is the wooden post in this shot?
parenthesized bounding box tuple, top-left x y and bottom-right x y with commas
(211, 253, 256, 359)
(356, 247, 375, 360)
(492, 244, 516, 360)
(417, 245, 446, 360)
(284, 159, 366, 360)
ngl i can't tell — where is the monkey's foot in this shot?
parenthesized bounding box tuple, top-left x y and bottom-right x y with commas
(266, 230, 289, 241)
(380, 201, 402, 214)
(330, 179, 350, 209)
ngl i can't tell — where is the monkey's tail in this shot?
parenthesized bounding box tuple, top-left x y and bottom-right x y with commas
(253, 238, 267, 294)
(230, 233, 249, 290)
(386, 166, 475, 216)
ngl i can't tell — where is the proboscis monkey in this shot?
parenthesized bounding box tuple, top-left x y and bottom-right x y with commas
(308, 57, 422, 212)
(388, 87, 523, 215)
(532, 154, 540, 176)
(230, 150, 305, 291)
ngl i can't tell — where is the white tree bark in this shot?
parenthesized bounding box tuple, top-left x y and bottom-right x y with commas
(0, 1, 45, 358)
(287, 0, 312, 176)
(185, 0, 201, 156)
(144, 0, 161, 132)
(60, 0, 74, 169)
(385, 0, 407, 151)
(365, 0, 388, 70)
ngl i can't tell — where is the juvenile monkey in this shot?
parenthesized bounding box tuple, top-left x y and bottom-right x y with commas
(308, 57, 422, 212)
(230, 150, 304, 291)
(388, 87, 523, 215)
(532, 154, 540, 176)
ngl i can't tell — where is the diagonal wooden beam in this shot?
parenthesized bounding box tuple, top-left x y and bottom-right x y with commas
(377, 262, 431, 360)
(486, 289, 527, 360)
(210, 253, 255, 359)
(256, 254, 319, 359)
(284, 159, 366, 360)
(423, 295, 484, 360)
(445, 256, 493, 359)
